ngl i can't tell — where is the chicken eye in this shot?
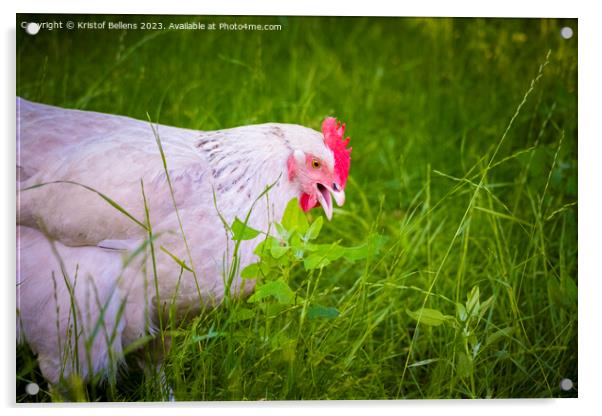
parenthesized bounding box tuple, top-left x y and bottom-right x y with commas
(311, 159, 321, 169)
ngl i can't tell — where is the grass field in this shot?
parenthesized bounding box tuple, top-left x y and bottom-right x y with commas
(16, 15, 577, 401)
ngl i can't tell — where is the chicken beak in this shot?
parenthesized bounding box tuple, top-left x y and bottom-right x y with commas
(332, 188, 345, 207)
(316, 184, 345, 221)
(316, 184, 333, 220)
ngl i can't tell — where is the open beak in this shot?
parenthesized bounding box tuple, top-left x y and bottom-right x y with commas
(316, 184, 345, 220)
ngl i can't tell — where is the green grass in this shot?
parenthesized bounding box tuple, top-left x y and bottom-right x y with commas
(16, 15, 577, 401)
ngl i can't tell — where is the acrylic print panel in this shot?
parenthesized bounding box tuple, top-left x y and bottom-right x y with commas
(16, 14, 577, 402)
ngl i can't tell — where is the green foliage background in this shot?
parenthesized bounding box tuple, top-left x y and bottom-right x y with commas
(17, 15, 577, 400)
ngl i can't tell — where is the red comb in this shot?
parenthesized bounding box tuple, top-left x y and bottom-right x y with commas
(322, 117, 352, 187)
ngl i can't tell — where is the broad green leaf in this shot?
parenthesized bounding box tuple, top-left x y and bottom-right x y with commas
(282, 198, 309, 234)
(231, 217, 261, 241)
(270, 237, 289, 258)
(274, 222, 290, 242)
(466, 286, 480, 317)
(247, 279, 295, 305)
(341, 234, 386, 261)
(406, 308, 451, 327)
(479, 295, 495, 319)
(301, 234, 385, 269)
(274, 250, 291, 267)
(456, 303, 468, 322)
(485, 326, 515, 347)
(303, 242, 320, 252)
(303, 253, 332, 270)
(290, 233, 305, 259)
(472, 341, 482, 358)
(253, 239, 268, 256)
(456, 351, 472, 378)
(241, 263, 261, 279)
(307, 305, 340, 320)
(305, 216, 323, 240)
(317, 244, 347, 259)
(230, 307, 256, 322)
(260, 302, 286, 317)
(341, 244, 371, 261)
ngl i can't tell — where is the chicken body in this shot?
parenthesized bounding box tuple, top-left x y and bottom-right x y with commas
(16, 98, 350, 384)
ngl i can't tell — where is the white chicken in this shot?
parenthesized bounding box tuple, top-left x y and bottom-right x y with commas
(16, 97, 351, 385)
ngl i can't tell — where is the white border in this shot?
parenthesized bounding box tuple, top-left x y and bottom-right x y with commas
(9, 0, 582, 17)
(3, 1, 600, 415)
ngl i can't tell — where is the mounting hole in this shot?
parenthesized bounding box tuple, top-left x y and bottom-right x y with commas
(560, 378, 574, 391)
(25, 22, 40, 35)
(560, 27, 573, 40)
(25, 382, 40, 395)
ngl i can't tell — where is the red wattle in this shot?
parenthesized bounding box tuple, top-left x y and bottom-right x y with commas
(299, 193, 318, 212)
